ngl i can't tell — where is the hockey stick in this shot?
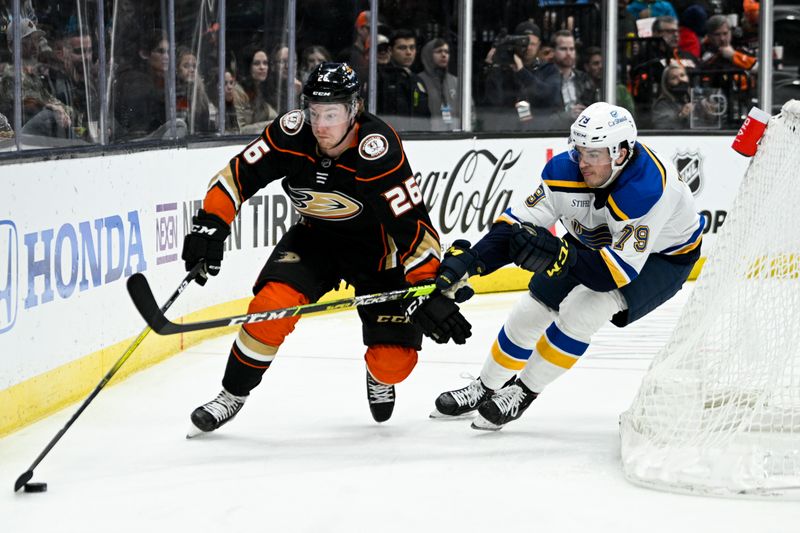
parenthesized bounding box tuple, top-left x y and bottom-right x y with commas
(126, 271, 436, 335)
(13, 264, 205, 493)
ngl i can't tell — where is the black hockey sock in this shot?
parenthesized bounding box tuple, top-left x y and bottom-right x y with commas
(220, 348, 269, 397)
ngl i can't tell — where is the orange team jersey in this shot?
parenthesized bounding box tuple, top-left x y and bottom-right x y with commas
(202, 109, 441, 285)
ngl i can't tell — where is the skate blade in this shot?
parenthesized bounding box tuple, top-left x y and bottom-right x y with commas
(470, 414, 503, 431)
(186, 422, 206, 439)
(429, 409, 476, 420)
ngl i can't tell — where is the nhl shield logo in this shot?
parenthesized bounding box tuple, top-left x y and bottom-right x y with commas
(673, 150, 703, 196)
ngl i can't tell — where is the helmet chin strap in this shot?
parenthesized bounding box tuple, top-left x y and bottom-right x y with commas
(595, 167, 622, 189)
(596, 147, 632, 188)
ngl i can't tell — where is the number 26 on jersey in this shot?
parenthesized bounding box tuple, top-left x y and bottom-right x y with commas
(383, 177, 424, 216)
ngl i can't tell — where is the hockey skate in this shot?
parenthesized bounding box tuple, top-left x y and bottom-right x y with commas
(366, 371, 395, 423)
(187, 389, 248, 438)
(431, 376, 516, 419)
(431, 377, 493, 419)
(471, 379, 538, 431)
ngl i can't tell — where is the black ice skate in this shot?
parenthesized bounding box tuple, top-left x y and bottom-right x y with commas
(366, 371, 395, 423)
(431, 376, 516, 419)
(187, 389, 248, 438)
(431, 377, 493, 419)
(471, 379, 538, 431)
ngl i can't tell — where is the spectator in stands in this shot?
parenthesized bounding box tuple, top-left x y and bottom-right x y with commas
(651, 63, 693, 128)
(1, 17, 72, 139)
(480, 21, 543, 129)
(678, 5, 708, 59)
(267, 44, 302, 114)
(0, 111, 13, 139)
(112, 30, 170, 141)
(619, 0, 639, 38)
(48, 27, 98, 140)
(223, 69, 249, 133)
(627, 0, 678, 19)
(521, 30, 596, 130)
(175, 47, 212, 134)
(298, 45, 332, 83)
(582, 46, 636, 115)
(376, 29, 430, 130)
(630, 16, 698, 109)
(377, 34, 391, 66)
(512, 21, 543, 72)
(337, 9, 371, 83)
(700, 15, 756, 72)
(538, 45, 554, 64)
(418, 38, 461, 131)
(238, 45, 277, 134)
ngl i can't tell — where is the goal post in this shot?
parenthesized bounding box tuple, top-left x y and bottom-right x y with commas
(619, 100, 800, 498)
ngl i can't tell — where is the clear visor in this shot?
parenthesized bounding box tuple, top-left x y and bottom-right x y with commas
(568, 146, 613, 165)
(303, 102, 352, 127)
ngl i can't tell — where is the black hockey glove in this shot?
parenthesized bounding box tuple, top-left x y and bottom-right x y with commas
(509, 222, 576, 278)
(405, 284, 472, 345)
(435, 240, 485, 303)
(182, 209, 231, 286)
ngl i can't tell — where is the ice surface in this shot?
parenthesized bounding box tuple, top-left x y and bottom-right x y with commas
(2, 285, 797, 532)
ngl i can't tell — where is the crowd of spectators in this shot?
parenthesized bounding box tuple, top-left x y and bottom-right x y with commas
(0, 1, 787, 147)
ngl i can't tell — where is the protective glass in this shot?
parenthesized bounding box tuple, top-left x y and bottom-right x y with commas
(303, 102, 352, 127)
(568, 146, 613, 165)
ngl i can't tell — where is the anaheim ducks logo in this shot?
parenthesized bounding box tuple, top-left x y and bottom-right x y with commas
(359, 133, 389, 160)
(275, 251, 301, 263)
(280, 110, 304, 135)
(287, 186, 363, 221)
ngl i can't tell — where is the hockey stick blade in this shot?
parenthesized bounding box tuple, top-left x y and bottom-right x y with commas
(129, 281, 436, 335)
(14, 470, 33, 492)
(126, 273, 171, 332)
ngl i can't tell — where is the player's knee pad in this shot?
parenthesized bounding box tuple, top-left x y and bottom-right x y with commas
(365, 344, 418, 385)
(557, 286, 625, 341)
(241, 281, 309, 350)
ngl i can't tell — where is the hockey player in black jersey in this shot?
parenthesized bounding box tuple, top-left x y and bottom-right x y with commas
(181, 62, 470, 434)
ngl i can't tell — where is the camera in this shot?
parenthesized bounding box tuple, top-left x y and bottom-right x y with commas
(492, 34, 530, 65)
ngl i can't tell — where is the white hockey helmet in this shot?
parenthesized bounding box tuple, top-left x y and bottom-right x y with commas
(568, 102, 637, 176)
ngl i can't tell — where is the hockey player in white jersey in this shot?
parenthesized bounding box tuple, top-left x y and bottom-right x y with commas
(432, 102, 704, 430)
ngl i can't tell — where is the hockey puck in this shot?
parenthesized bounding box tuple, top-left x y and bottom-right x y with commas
(23, 482, 47, 493)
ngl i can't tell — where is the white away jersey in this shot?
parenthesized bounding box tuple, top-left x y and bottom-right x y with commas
(498, 142, 704, 288)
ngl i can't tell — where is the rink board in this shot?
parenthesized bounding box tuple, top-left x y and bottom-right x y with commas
(0, 135, 743, 435)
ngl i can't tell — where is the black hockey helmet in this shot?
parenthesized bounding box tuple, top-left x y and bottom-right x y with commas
(301, 62, 360, 105)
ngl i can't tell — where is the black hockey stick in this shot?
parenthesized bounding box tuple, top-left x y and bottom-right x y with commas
(13, 263, 204, 493)
(127, 271, 436, 335)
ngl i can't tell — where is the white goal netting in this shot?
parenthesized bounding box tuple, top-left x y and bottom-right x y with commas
(619, 100, 800, 498)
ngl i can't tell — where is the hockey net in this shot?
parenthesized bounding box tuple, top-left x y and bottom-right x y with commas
(619, 99, 800, 498)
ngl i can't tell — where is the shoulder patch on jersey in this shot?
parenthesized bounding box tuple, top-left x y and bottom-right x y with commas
(359, 133, 389, 160)
(542, 152, 589, 193)
(525, 185, 546, 207)
(279, 110, 304, 135)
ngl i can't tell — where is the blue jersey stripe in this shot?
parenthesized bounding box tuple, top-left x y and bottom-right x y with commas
(498, 327, 533, 360)
(605, 246, 639, 281)
(544, 323, 589, 357)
